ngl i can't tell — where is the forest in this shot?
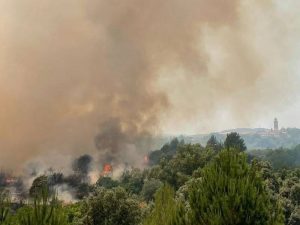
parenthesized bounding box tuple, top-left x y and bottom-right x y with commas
(181, 128, 300, 150)
(2, 0, 299, 224)
(0, 133, 300, 225)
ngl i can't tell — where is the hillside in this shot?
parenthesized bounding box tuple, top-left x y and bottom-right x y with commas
(178, 128, 300, 150)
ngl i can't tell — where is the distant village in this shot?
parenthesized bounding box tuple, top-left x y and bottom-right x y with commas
(179, 118, 300, 150)
(260, 118, 287, 137)
(218, 118, 287, 137)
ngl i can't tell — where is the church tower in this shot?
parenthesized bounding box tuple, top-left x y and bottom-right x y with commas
(274, 118, 279, 131)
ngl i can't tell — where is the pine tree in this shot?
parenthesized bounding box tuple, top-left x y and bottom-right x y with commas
(224, 133, 247, 151)
(188, 149, 283, 225)
(206, 135, 223, 153)
(143, 185, 187, 225)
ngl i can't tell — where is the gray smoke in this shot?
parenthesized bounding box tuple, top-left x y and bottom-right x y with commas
(0, 0, 299, 170)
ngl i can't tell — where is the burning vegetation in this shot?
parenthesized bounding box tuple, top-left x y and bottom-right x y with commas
(101, 164, 113, 177)
(0, 0, 299, 224)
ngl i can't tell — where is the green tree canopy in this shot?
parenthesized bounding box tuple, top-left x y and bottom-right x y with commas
(150, 144, 214, 189)
(224, 132, 247, 151)
(148, 138, 184, 166)
(288, 207, 300, 225)
(96, 177, 119, 189)
(188, 149, 283, 225)
(120, 168, 144, 194)
(86, 187, 141, 225)
(290, 184, 300, 205)
(141, 179, 162, 202)
(143, 185, 186, 225)
(206, 135, 223, 153)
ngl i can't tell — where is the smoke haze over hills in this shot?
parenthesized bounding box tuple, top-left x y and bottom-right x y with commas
(0, 0, 300, 171)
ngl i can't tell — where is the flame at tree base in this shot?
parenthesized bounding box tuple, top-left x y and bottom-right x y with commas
(101, 163, 113, 177)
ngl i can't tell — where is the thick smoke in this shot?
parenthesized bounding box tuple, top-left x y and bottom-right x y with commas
(0, 0, 299, 170)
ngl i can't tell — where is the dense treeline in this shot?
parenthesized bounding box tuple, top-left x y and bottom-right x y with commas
(249, 145, 300, 169)
(0, 133, 300, 225)
(182, 128, 300, 150)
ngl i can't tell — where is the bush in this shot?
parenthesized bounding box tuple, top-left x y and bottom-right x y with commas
(141, 179, 162, 202)
(288, 207, 300, 225)
(96, 177, 119, 189)
(290, 184, 300, 205)
(86, 187, 141, 225)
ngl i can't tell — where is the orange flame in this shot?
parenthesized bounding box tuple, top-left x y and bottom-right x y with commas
(103, 163, 112, 172)
(100, 163, 113, 177)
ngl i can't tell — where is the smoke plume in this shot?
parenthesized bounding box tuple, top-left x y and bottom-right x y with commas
(0, 0, 299, 169)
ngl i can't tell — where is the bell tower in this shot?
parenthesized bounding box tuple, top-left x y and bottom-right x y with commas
(274, 118, 278, 131)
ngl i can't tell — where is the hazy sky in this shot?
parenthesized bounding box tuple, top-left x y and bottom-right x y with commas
(159, 0, 300, 134)
(0, 0, 300, 169)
